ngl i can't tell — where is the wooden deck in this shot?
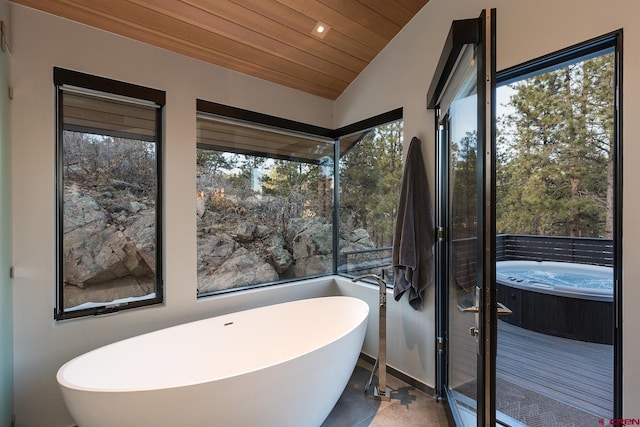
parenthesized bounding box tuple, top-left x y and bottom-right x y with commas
(497, 320, 614, 418)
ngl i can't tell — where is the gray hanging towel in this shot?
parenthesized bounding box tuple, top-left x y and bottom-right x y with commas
(392, 136, 435, 310)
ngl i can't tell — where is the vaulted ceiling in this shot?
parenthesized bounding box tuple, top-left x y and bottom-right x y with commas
(11, 0, 429, 99)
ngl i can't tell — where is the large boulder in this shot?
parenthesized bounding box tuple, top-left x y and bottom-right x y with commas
(197, 232, 238, 274)
(339, 228, 377, 259)
(290, 219, 333, 258)
(290, 254, 333, 277)
(345, 228, 375, 249)
(338, 228, 380, 275)
(236, 221, 256, 243)
(288, 217, 334, 276)
(63, 187, 155, 288)
(269, 245, 293, 273)
(198, 247, 278, 292)
(123, 211, 156, 273)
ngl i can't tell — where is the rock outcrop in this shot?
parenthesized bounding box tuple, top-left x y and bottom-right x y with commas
(194, 195, 380, 290)
(288, 218, 334, 277)
(198, 247, 278, 293)
(64, 182, 379, 299)
(63, 187, 154, 289)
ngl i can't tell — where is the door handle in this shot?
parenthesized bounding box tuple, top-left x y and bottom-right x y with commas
(497, 302, 512, 316)
(459, 305, 479, 313)
(457, 302, 512, 315)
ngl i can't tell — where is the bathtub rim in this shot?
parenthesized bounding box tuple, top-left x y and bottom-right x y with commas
(495, 260, 613, 302)
(56, 295, 369, 393)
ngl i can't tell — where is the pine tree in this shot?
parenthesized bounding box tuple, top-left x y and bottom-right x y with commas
(497, 53, 614, 238)
(339, 121, 403, 247)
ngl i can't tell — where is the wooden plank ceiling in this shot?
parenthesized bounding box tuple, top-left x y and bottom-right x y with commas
(11, 0, 429, 99)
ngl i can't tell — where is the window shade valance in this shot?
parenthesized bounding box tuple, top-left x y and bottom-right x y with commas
(61, 89, 159, 142)
(197, 114, 334, 164)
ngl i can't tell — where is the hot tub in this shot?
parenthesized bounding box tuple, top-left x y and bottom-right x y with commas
(496, 260, 613, 344)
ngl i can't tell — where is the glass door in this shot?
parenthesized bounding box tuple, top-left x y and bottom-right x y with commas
(429, 9, 497, 427)
(442, 48, 482, 426)
(493, 34, 622, 425)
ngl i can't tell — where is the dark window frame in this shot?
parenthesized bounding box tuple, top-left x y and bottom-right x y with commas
(195, 99, 402, 297)
(54, 67, 166, 320)
(195, 101, 336, 297)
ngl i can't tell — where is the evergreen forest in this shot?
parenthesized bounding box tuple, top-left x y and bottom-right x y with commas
(496, 52, 614, 238)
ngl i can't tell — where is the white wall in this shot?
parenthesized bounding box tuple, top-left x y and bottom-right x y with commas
(335, 0, 640, 415)
(10, 5, 336, 427)
(0, 0, 12, 424)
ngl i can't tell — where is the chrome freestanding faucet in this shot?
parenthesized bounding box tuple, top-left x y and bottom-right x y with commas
(352, 272, 391, 401)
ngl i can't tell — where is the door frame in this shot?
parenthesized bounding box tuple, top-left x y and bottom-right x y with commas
(428, 8, 497, 427)
(495, 30, 624, 421)
(431, 21, 624, 424)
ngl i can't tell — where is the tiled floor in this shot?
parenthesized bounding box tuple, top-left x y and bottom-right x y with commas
(322, 359, 452, 427)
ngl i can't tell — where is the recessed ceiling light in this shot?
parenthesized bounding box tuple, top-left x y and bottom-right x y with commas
(312, 21, 330, 39)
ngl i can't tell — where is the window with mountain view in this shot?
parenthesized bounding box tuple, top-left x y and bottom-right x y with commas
(54, 68, 164, 320)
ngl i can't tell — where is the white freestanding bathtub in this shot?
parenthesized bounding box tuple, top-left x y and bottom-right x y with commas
(57, 296, 369, 427)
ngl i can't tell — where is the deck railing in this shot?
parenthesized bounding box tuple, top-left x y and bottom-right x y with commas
(338, 234, 614, 279)
(496, 234, 613, 267)
(338, 246, 392, 278)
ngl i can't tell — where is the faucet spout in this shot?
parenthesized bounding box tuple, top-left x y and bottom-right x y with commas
(352, 274, 387, 305)
(352, 273, 386, 286)
(352, 273, 386, 288)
